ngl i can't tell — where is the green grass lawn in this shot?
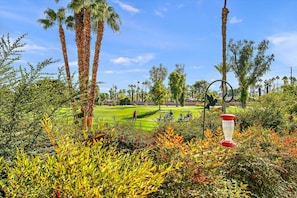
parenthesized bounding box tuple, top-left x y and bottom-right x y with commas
(91, 105, 204, 132)
(59, 105, 240, 132)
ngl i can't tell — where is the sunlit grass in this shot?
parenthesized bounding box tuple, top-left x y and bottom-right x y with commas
(58, 105, 239, 132)
(92, 105, 203, 131)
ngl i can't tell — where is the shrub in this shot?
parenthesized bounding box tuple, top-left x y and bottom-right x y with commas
(0, 116, 172, 197)
(0, 34, 70, 162)
(95, 121, 155, 151)
(223, 128, 297, 197)
(153, 109, 222, 142)
(119, 97, 131, 105)
(236, 92, 297, 133)
(149, 126, 251, 197)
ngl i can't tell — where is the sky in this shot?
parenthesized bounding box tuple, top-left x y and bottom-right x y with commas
(1, 0, 297, 92)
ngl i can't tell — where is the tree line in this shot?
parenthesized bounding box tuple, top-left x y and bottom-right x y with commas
(100, 38, 275, 109)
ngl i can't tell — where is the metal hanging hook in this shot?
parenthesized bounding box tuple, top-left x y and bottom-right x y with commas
(201, 80, 234, 138)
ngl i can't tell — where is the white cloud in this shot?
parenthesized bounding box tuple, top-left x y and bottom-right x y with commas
(154, 5, 169, 18)
(192, 65, 203, 70)
(268, 32, 297, 66)
(104, 68, 147, 74)
(229, 16, 242, 24)
(21, 44, 47, 51)
(111, 54, 154, 66)
(112, 0, 140, 14)
(69, 61, 78, 67)
(154, 10, 164, 18)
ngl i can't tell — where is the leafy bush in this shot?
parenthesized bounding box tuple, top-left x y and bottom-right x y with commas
(0, 116, 172, 197)
(235, 92, 293, 133)
(119, 97, 131, 105)
(223, 128, 297, 197)
(0, 34, 70, 162)
(149, 126, 251, 197)
(93, 121, 156, 151)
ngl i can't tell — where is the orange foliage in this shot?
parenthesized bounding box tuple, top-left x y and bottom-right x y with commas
(155, 126, 237, 185)
(155, 125, 297, 193)
(281, 131, 297, 157)
(156, 125, 188, 153)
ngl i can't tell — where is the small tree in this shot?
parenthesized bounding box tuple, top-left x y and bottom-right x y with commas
(193, 80, 209, 102)
(168, 64, 186, 107)
(228, 39, 274, 108)
(149, 64, 168, 110)
(150, 81, 167, 110)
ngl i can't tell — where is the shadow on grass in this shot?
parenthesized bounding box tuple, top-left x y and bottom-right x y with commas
(125, 110, 160, 120)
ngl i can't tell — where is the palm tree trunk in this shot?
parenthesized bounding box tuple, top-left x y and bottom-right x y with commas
(59, 25, 77, 122)
(75, 11, 87, 128)
(87, 20, 104, 129)
(82, 8, 92, 130)
(222, 0, 229, 113)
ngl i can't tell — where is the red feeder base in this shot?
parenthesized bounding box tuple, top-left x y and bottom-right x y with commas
(220, 140, 237, 148)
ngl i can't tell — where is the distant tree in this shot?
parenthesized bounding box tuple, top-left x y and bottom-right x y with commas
(149, 64, 168, 110)
(187, 85, 195, 99)
(149, 64, 167, 83)
(228, 39, 274, 108)
(168, 64, 186, 107)
(193, 80, 209, 102)
(255, 83, 262, 97)
(98, 92, 109, 104)
(264, 80, 269, 94)
(128, 84, 136, 102)
(291, 76, 296, 85)
(214, 62, 231, 98)
(282, 76, 289, 85)
(142, 80, 150, 102)
(150, 81, 167, 110)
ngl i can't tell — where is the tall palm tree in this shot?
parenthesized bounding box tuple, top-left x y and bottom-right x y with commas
(67, 0, 92, 129)
(38, 8, 77, 121)
(282, 76, 289, 85)
(87, 1, 121, 128)
(59, 0, 121, 129)
(255, 83, 262, 97)
(221, 0, 229, 113)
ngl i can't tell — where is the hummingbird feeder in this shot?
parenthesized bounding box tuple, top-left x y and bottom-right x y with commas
(202, 80, 237, 148)
(220, 114, 237, 147)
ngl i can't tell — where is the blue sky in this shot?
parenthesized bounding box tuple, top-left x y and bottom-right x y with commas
(1, 0, 297, 92)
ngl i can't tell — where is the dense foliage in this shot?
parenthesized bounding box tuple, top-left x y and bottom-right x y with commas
(0, 115, 172, 197)
(0, 34, 70, 162)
